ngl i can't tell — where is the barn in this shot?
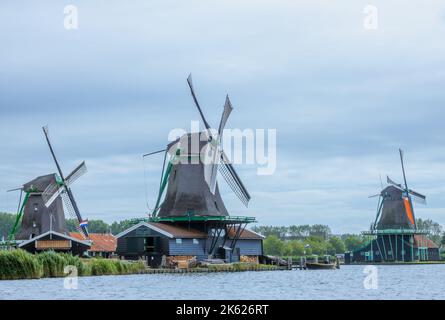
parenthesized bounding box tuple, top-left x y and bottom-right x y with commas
(116, 221, 264, 267)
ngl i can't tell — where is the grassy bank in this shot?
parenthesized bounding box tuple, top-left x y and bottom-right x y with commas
(0, 250, 146, 280)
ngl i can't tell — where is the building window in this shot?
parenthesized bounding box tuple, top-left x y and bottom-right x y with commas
(193, 239, 199, 245)
(176, 238, 182, 245)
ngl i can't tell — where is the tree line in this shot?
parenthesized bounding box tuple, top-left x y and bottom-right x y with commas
(254, 220, 445, 257)
(1, 212, 445, 255)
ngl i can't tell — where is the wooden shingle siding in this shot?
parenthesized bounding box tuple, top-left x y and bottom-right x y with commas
(168, 239, 207, 259)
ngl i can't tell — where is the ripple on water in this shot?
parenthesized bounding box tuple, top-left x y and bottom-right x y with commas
(1, 265, 445, 300)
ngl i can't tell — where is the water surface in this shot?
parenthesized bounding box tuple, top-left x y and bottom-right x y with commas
(1, 265, 444, 300)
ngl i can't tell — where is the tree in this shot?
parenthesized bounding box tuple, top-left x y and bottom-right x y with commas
(310, 225, 332, 239)
(263, 235, 285, 256)
(305, 236, 327, 255)
(417, 218, 443, 245)
(110, 219, 136, 235)
(0, 212, 18, 239)
(66, 219, 110, 233)
(328, 236, 346, 255)
(343, 234, 365, 252)
(283, 240, 305, 257)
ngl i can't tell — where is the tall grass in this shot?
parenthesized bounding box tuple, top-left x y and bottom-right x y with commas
(0, 250, 42, 280)
(0, 249, 146, 280)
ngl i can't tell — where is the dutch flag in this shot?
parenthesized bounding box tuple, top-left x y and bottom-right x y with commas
(80, 220, 89, 228)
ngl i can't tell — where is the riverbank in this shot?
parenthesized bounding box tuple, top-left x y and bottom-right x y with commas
(0, 250, 285, 280)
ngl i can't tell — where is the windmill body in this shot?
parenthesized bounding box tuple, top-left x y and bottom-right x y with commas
(376, 186, 415, 230)
(15, 174, 67, 240)
(158, 132, 229, 218)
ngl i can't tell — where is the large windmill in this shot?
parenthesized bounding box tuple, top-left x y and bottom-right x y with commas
(346, 149, 440, 263)
(369, 149, 426, 231)
(6, 126, 89, 242)
(142, 74, 255, 261)
(147, 74, 251, 219)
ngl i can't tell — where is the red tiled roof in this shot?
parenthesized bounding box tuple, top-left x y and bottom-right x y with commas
(227, 228, 264, 240)
(148, 223, 208, 238)
(414, 235, 439, 249)
(70, 233, 117, 252)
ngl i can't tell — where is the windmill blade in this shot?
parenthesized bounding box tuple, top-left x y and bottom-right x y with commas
(219, 151, 251, 206)
(218, 95, 233, 136)
(60, 188, 89, 238)
(368, 193, 381, 199)
(409, 189, 427, 205)
(187, 74, 213, 133)
(387, 176, 403, 188)
(65, 161, 87, 187)
(7, 187, 23, 192)
(42, 182, 65, 208)
(207, 149, 221, 195)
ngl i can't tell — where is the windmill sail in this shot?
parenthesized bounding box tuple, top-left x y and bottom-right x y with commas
(65, 161, 87, 186)
(42, 162, 87, 208)
(220, 151, 251, 207)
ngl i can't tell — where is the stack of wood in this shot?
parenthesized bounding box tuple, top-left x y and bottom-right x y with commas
(166, 256, 197, 269)
(240, 256, 259, 264)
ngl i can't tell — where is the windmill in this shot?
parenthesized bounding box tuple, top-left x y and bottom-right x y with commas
(41, 126, 89, 238)
(147, 74, 251, 218)
(369, 149, 426, 231)
(6, 127, 89, 241)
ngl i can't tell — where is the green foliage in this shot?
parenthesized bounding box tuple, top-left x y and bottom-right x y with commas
(0, 212, 19, 239)
(283, 240, 305, 256)
(342, 234, 366, 251)
(263, 235, 285, 256)
(328, 236, 346, 255)
(66, 218, 110, 234)
(0, 250, 42, 280)
(417, 218, 443, 245)
(0, 250, 145, 280)
(110, 219, 138, 235)
(252, 224, 331, 240)
(304, 236, 327, 255)
(265, 234, 348, 257)
(37, 251, 69, 277)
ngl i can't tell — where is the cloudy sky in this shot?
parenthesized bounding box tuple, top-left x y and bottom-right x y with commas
(1, 1, 444, 233)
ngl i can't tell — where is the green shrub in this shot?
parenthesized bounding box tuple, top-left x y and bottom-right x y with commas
(0, 250, 42, 280)
(90, 259, 118, 276)
(0, 250, 145, 280)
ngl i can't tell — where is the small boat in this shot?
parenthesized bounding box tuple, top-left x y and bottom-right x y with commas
(304, 255, 340, 270)
(305, 261, 337, 270)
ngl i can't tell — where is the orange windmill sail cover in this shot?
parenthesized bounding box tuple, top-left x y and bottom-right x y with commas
(403, 197, 415, 225)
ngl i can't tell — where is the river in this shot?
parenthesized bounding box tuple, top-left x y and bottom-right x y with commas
(1, 264, 445, 300)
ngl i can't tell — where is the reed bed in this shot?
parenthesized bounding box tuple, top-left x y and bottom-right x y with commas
(0, 249, 146, 280)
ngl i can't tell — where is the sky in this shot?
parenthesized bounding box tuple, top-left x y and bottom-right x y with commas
(0, 1, 445, 234)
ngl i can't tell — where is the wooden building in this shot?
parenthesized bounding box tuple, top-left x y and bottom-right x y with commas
(116, 221, 264, 267)
(18, 230, 91, 255)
